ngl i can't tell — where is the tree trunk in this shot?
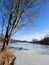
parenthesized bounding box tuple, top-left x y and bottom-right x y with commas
(1, 27, 11, 51)
(1, 35, 10, 51)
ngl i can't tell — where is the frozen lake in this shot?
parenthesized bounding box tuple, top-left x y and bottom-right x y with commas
(10, 42, 49, 55)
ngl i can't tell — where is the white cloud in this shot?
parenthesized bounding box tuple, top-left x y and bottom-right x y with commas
(12, 29, 49, 41)
(14, 33, 46, 42)
(44, 29, 49, 33)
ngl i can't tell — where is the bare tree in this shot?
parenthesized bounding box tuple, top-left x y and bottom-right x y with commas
(0, 0, 47, 50)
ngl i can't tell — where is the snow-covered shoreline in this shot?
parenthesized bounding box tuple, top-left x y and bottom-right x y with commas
(12, 50, 49, 65)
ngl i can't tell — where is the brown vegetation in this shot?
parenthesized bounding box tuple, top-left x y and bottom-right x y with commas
(0, 49, 15, 65)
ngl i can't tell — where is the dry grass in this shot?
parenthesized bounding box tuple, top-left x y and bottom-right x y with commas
(0, 49, 15, 65)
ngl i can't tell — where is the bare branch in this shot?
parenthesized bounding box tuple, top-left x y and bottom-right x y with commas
(0, 0, 47, 50)
(12, 21, 29, 35)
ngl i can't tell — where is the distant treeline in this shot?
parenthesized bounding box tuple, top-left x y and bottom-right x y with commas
(0, 38, 17, 43)
(0, 37, 30, 44)
(32, 37, 49, 45)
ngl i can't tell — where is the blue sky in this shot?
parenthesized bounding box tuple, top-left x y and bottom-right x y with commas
(0, 1, 49, 41)
(13, 3, 49, 41)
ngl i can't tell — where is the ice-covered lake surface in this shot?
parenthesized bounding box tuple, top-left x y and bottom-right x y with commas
(10, 42, 49, 55)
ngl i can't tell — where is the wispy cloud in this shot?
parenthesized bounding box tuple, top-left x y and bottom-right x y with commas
(13, 29, 49, 41)
(44, 29, 49, 33)
(14, 33, 46, 41)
